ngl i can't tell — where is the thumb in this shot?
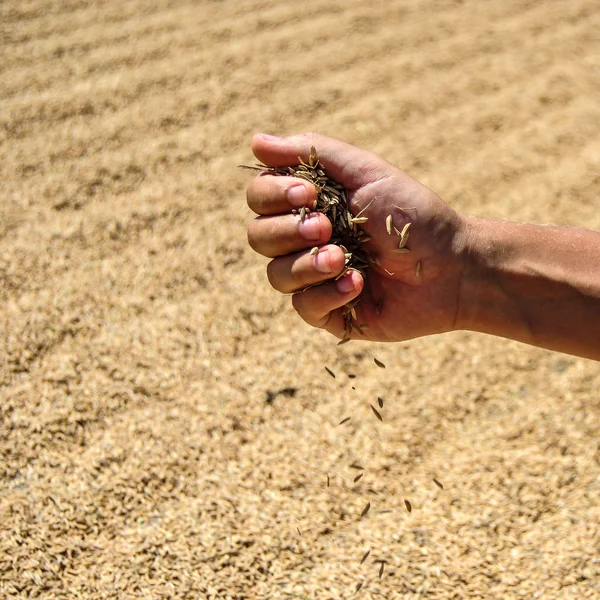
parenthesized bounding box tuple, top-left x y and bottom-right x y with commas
(251, 132, 387, 190)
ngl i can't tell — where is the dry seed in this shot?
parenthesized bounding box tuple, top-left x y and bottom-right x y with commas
(350, 462, 365, 470)
(339, 417, 351, 426)
(360, 549, 371, 565)
(348, 374, 357, 379)
(378, 562, 385, 579)
(433, 478, 444, 490)
(352, 216, 369, 224)
(370, 405, 383, 422)
(404, 499, 412, 513)
(297, 526, 302, 536)
(325, 366, 336, 378)
(327, 474, 330, 487)
(377, 397, 384, 408)
(354, 582, 363, 594)
(353, 473, 363, 483)
(310, 246, 319, 256)
(416, 261, 421, 277)
(385, 214, 393, 235)
(337, 337, 351, 346)
(374, 358, 386, 369)
(393, 248, 410, 254)
(360, 502, 371, 518)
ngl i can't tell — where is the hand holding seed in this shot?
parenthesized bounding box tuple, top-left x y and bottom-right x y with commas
(246, 132, 469, 343)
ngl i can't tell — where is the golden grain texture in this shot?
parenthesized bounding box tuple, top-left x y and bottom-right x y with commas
(1, 0, 600, 598)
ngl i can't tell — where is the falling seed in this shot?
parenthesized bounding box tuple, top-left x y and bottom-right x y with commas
(360, 502, 371, 518)
(297, 526, 302, 536)
(378, 562, 385, 578)
(377, 397, 384, 408)
(360, 549, 371, 564)
(353, 473, 363, 483)
(433, 478, 444, 489)
(370, 405, 383, 422)
(354, 582, 363, 593)
(385, 215, 393, 235)
(310, 246, 319, 256)
(337, 337, 351, 346)
(374, 358, 386, 369)
(339, 417, 351, 426)
(404, 499, 412, 513)
(327, 474, 330, 487)
(325, 366, 336, 378)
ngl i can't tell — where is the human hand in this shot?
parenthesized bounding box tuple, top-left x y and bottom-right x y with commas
(246, 132, 469, 342)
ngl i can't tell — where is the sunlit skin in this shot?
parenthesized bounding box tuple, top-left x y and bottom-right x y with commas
(247, 132, 600, 360)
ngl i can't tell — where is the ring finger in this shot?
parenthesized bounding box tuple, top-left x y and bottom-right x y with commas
(267, 244, 346, 294)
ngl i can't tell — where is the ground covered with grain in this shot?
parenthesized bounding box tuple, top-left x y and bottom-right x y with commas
(2, 1, 600, 598)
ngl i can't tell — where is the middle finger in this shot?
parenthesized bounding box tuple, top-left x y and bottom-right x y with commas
(248, 212, 332, 258)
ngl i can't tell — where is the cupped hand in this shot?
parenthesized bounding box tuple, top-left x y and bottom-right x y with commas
(246, 132, 469, 342)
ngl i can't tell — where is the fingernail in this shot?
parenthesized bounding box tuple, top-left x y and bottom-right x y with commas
(287, 184, 307, 207)
(336, 274, 355, 294)
(312, 249, 332, 274)
(298, 215, 321, 240)
(259, 133, 281, 141)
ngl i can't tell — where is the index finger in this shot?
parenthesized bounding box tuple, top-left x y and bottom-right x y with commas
(246, 173, 318, 216)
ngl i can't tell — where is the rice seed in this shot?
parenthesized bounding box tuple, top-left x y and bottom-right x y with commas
(378, 562, 385, 579)
(339, 417, 351, 425)
(399, 222, 411, 249)
(433, 478, 444, 490)
(377, 397, 384, 408)
(385, 215, 392, 235)
(393, 248, 410, 254)
(360, 502, 371, 518)
(353, 473, 363, 483)
(416, 261, 421, 277)
(370, 405, 383, 422)
(299, 207, 307, 220)
(404, 499, 412, 513)
(355, 197, 376, 218)
(325, 366, 336, 378)
(374, 358, 386, 369)
(327, 474, 330, 487)
(360, 549, 371, 564)
(310, 246, 319, 256)
(354, 582, 363, 593)
(352, 216, 369, 224)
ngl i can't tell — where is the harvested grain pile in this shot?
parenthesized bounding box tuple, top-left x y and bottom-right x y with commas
(1, 0, 600, 598)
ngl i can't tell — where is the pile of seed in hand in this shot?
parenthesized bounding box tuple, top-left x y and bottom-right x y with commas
(241, 146, 372, 341)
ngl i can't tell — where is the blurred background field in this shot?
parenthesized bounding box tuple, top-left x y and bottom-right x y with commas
(1, 0, 600, 597)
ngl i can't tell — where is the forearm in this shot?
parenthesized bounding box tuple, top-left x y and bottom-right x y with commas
(457, 217, 600, 360)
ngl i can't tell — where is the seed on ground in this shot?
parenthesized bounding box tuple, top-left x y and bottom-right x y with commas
(339, 417, 351, 425)
(404, 499, 412, 513)
(355, 582, 363, 593)
(360, 549, 370, 564)
(360, 502, 371, 518)
(325, 366, 336, 378)
(353, 473, 363, 483)
(433, 478, 444, 489)
(374, 358, 386, 368)
(377, 396, 384, 408)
